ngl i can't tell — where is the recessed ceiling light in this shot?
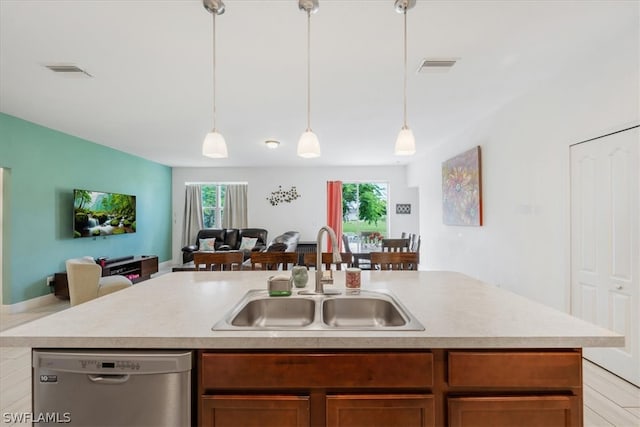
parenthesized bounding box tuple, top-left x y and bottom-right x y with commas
(265, 140, 280, 149)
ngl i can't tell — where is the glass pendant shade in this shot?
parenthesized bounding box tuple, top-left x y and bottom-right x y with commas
(202, 130, 228, 158)
(297, 130, 321, 158)
(394, 126, 416, 156)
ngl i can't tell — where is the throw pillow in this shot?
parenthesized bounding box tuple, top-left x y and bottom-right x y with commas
(239, 237, 258, 250)
(199, 238, 216, 251)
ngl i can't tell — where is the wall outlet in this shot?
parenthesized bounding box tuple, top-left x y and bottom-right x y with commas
(46, 275, 55, 286)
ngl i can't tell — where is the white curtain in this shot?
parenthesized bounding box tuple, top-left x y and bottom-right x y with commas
(182, 184, 204, 247)
(222, 184, 248, 228)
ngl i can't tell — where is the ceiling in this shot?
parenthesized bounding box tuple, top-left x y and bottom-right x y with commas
(1, 0, 638, 168)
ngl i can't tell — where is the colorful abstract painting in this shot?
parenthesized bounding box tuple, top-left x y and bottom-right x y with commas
(442, 146, 482, 226)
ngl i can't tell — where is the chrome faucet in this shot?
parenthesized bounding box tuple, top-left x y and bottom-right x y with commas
(300, 226, 342, 295)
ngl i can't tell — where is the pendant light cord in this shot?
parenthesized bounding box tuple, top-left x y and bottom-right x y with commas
(402, 8, 407, 129)
(212, 12, 217, 131)
(306, 9, 312, 132)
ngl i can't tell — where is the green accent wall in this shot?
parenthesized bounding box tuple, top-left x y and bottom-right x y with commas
(0, 113, 172, 304)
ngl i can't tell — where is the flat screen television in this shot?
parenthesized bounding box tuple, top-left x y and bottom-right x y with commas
(73, 189, 136, 238)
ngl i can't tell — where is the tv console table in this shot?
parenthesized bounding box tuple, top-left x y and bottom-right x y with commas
(53, 255, 158, 299)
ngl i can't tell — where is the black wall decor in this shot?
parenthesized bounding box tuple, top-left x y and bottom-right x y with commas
(267, 185, 301, 206)
(396, 203, 411, 214)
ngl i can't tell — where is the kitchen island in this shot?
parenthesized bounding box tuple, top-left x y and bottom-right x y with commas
(0, 271, 623, 426)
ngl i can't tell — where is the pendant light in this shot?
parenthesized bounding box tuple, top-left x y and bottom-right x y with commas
(297, 0, 321, 158)
(202, 0, 228, 159)
(394, 0, 416, 156)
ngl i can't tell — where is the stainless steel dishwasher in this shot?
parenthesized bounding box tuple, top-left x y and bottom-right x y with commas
(32, 350, 192, 427)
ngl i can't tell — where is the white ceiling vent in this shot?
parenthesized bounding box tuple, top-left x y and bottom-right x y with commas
(417, 58, 458, 73)
(44, 64, 92, 77)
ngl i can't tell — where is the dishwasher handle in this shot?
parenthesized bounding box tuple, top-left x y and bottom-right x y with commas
(87, 374, 130, 384)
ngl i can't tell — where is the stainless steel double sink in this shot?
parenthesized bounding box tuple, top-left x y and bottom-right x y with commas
(212, 289, 424, 331)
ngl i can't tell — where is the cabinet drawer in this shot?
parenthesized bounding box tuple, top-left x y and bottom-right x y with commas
(448, 351, 581, 388)
(201, 352, 433, 390)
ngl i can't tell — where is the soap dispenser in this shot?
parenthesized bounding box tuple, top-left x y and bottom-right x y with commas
(268, 275, 293, 297)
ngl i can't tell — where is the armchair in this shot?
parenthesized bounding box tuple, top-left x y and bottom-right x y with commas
(65, 257, 132, 306)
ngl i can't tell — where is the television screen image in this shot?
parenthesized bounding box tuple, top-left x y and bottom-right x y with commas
(73, 189, 136, 238)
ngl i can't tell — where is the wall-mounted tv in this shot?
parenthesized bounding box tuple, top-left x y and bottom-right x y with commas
(73, 189, 136, 238)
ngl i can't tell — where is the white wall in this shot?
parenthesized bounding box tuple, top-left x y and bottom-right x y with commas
(407, 26, 639, 311)
(172, 166, 418, 263)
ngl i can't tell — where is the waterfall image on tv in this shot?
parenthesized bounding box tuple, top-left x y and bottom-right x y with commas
(73, 189, 136, 238)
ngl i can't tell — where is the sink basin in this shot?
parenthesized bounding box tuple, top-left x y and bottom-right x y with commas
(230, 298, 315, 327)
(322, 298, 406, 328)
(212, 290, 424, 331)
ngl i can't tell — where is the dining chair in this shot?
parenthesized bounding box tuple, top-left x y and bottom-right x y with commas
(381, 238, 411, 252)
(341, 234, 352, 253)
(193, 251, 244, 271)
(370, 252, 419, 271)
(303, 252, 353, 270)
(342, 234, 371, 270)
(411, 235, 421, 252)
(250, 251, 298, 271)
(401, 232, 420, 250)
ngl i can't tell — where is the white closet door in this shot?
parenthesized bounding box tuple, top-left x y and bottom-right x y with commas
(570, 126, 639, 386)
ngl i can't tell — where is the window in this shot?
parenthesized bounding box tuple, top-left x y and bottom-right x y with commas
(201, 184, 226, 228)
(342, 182, 388, 250)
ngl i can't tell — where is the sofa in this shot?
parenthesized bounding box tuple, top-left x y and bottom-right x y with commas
(182, 228, 268, 263)
(265, 231, 300, 252)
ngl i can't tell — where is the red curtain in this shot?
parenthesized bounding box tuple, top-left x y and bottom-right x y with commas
(326, 181, 343, 252)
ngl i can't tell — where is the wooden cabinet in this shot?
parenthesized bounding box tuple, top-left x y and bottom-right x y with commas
(101, 255, 158, 283)
(198, 351, 434, 427)
(52, 272, 71, 298)
(53, 256, 158, 298)
(446, 350, 582, 427)
(197, 349, 582, 427)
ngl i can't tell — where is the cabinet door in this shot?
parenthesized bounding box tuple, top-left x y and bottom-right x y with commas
(200, 395, 309, 427)
(448, 396, 580, 427)
(326, 394, 434, 427)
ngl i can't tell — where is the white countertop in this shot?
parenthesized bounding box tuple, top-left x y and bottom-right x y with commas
(0, 271, 624, 349)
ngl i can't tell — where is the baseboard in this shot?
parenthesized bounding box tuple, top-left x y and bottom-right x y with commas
(0, 292, 59, 314)
(155, 260, 173, 276)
